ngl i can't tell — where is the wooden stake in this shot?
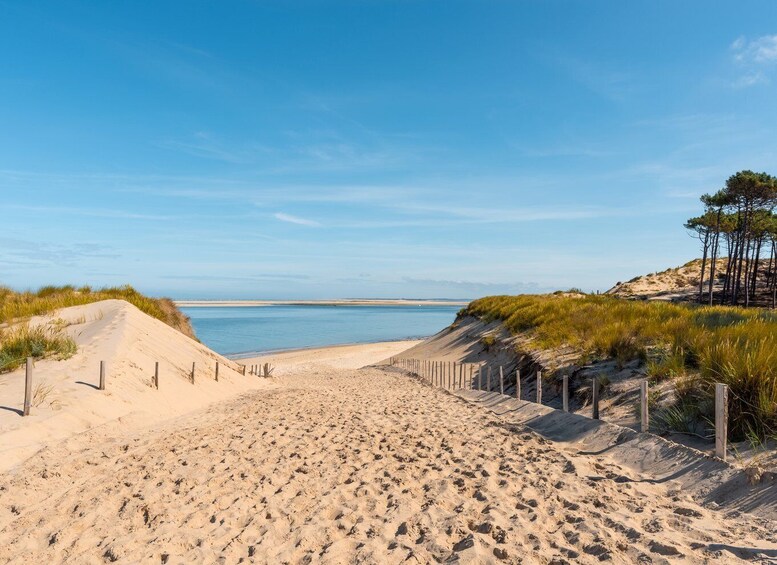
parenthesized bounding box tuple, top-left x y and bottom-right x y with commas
(499, 366, 504, 395)
(215, 361, 219, 382)
(469, 364, 473, 389)
(592, 377, 600, 420)
(487, 366, 492, 392)
(515, 369, 521, 399)
(536, 370, 542, 404)
(715, 383, 728, 461)
(640, 380, 648, 432)
(99, 360, 106, 391)
(562, 375, 569, 412)
(23, 357, 32, 417)
(154, 361, 159, 389)
(191, 362, 196, 384)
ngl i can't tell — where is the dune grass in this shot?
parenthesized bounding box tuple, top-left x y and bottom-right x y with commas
(0, 285, 195, 339)
(461, 295, 777, 440)
(0, 324, 77, 373)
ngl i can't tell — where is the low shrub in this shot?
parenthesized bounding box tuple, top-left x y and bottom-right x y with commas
(460, 294, 777, 440)
(0, 324, 77, 373)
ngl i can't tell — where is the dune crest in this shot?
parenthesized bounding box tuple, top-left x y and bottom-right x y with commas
(0, 299, 271, 472)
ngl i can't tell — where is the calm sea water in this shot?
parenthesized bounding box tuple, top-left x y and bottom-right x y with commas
(181, 304, 462, 357)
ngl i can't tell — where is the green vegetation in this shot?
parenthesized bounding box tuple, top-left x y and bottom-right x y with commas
(480, 335, 496, 351)
(686, 170, 777, 308)
(461, 294, 777, 440)
(0, 324, 77, 372)
(0, 285, 195, 339)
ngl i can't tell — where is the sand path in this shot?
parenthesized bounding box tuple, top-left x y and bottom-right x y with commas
(1, 365, 775, 564)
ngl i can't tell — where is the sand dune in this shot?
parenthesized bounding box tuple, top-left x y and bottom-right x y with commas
(1, 303, 775, 563)
(0, 300, 271, 472)
(1, 363, 776, 563)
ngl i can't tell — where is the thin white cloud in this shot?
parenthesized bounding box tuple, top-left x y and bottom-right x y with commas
(730, 34, 777, 88)
(1, 204, 170, 221)
(732, 72, 767, 89)
(274, 212, 321, 227)
(731, 34, 777, 64)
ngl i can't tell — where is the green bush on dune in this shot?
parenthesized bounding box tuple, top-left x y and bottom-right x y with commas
(461, 294, 777, 440)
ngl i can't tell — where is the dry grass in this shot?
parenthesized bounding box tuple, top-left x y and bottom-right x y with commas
(0, 285, 195, 340)
(462, 295, 777, 440)
(0, 324, 77, 373)
(31, 381, 57, 408)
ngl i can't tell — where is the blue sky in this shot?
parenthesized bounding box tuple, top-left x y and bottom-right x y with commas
(2, 1, 777, 299)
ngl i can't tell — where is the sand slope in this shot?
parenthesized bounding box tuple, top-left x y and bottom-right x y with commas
(0, 299, 272, 472)
(392, 318, 777, 519)
(1, 365, 775, 563)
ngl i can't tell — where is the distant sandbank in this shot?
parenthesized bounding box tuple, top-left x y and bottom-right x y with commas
(175, 299, 470, 307)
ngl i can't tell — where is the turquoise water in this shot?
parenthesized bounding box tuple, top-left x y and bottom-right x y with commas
(181, 304, 461, 357)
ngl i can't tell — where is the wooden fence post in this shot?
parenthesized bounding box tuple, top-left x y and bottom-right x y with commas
(23, 357, 32, 417)
(99, 360, 106, 391)
(499, 366, 504, 395)
(191, 362, 196, 384)
(487, 366, 492, 392)
(715, 383, 728, 461)
(469, 364, 473, 389)
(154, 361, 159, 389)
(592, 377, 600, 420)
(562, 375, 569, 412)
(515, 369, 521, 399)
(536, 370, 542, 404)
(640, 380, 648, 432)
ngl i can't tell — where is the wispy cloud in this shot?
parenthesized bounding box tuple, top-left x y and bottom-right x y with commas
(274, 212, 321, 227)
(402, 277, 546, 294)
(550, 53, 634, 102)
(731, 72, 767, 89)
(731, 35, 777, 64)
(156, 132, 272, 164)
(730, 35, 777, 88)
(1, 204, 171, 221)
(0, 237, 119, 268)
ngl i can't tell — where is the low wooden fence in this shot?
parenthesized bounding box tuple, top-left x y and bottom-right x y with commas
(8, 358, 283, 419)
(388, 356, 730, 462)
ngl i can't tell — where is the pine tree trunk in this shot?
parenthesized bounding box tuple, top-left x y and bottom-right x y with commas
(708, 209, 722, 305)
(750, 238, 761, 304)
(698, 230, 710, 303)
(772, 240, 777, 308)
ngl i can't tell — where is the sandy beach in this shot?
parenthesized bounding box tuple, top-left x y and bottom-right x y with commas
(2, 324, 776, 563)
